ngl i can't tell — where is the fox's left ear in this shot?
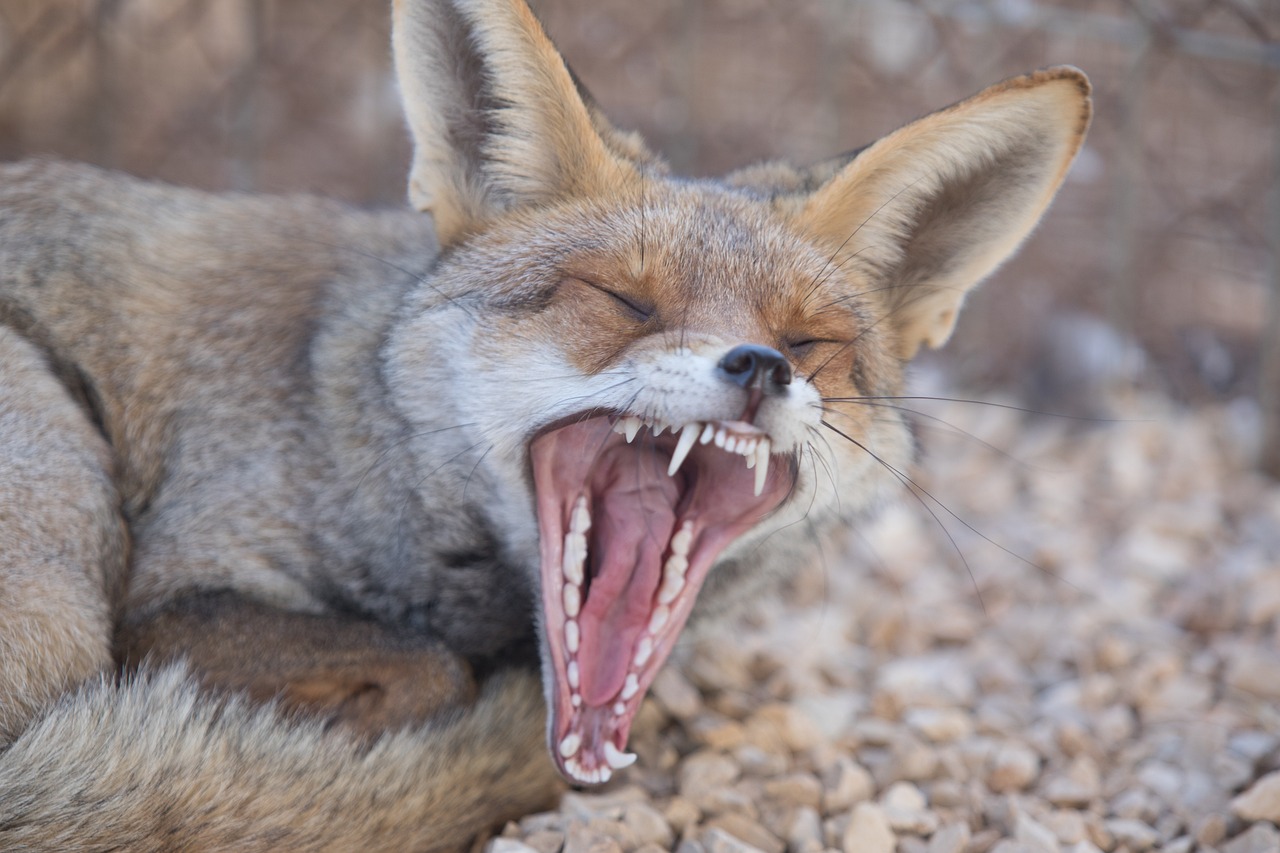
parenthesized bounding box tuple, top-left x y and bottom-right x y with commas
(793, 68, 1092, 359)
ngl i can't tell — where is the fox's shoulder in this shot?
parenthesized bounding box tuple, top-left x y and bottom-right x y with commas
(0, 159, 439, 337)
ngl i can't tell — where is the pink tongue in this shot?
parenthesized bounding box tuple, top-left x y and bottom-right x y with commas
(576, 448, 677, 706)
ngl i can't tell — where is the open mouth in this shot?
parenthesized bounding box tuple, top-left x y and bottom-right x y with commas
(531, 413, 795, 784)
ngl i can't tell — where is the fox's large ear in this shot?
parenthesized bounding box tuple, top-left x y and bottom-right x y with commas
(393, 0, 636, 246)
(793, 68, 1091, 359)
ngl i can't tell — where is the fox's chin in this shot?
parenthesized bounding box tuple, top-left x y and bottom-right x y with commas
(529, 411, 794, 784)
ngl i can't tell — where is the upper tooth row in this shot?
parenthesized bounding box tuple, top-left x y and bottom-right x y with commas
(611, 417, 772, 496)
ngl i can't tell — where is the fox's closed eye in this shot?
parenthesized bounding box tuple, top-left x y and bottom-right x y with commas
(784, 338, 842, 359)
(577, 279, 653, 323)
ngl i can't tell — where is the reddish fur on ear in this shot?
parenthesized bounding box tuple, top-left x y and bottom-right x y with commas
(793, 67, 1091, 359)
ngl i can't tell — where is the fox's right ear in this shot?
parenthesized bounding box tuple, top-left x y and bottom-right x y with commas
(393, 0, 637, 247)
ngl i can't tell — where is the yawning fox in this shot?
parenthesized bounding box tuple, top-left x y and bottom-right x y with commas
(0, 0, 1090, 848)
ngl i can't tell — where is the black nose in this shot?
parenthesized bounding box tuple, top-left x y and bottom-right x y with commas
(717, 344, 792, 392)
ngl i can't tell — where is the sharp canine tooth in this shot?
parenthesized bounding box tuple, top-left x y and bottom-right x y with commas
(604, 742, 638, 769)
(648, 605, 670, 634)
(621, 673, 640, 699)
(565, 619, 580, 652)
(754, 439, 771, 497)
(563, 584, 581, 617)
(624, 417, 641, 443)
(568, 661, 580, 687)
(559, 732, 581, 757)
(633, 636, 653, 667)
(667, 423, 699, 476)
(699, 423, 715, 444)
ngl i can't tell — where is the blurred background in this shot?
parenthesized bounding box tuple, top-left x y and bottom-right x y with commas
(0, 0, 1276, 471)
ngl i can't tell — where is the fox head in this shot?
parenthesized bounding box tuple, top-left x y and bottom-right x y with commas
(385, 0, 1090, 785)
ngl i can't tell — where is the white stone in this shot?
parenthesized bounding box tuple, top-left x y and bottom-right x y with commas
(1231, 770, 1280, 823)
(841, 803, 895, 853)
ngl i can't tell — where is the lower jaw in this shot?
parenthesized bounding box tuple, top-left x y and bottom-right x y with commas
(546, 555, 705, 783)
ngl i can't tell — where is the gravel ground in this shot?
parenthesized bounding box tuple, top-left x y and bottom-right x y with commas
(486, 392, 1280, 853)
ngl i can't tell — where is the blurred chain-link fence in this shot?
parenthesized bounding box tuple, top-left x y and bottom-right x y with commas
(1, 0, 1277, 468)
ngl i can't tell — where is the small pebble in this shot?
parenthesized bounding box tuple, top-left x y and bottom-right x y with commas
(1223, 822, 1280, 853)
(841, 803, 895, 853)
(822, 759, 874, 815)
(926, 822, 970, 853)
(1195, 813, 1229, 846)
(703, 814, 785, 853)
(681, 752, 742, 796)
(986, 743, 1040, 793)
(786, 806, 824, 853)
(905, 708, 974, 743)
(763, 773, 823, 810)
(1231, 769, 1280, 823)
(486, 839, 538, 853)
(701, 829, 764, 853)
(623, 802, 673, 849)
(523, 832, 564, 853)
(1104, 818, 1160, 851)
(1043, 755, 1101, 807)
(562, 822, 624, 853)
(1013, 811, 1057, 853)
(652, 668, 704, 721)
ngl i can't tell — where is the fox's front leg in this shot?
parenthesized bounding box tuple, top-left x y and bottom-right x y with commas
(117, 592, 478, 738)
(0, 329, 126, 746)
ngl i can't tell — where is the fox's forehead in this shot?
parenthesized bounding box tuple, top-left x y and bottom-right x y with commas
(485, 181, 868, 324)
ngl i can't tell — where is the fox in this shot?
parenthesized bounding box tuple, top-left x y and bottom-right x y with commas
(0, 0, 1090, 848)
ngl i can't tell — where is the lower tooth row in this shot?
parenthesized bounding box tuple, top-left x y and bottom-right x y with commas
(563, 496, 588, 704)
(564, 756, 612, 785)
(556, 504, 696, 782)
(559, 735, 638, 780)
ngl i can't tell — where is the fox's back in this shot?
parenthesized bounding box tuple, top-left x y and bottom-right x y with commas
(0, 160, 438, 507)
